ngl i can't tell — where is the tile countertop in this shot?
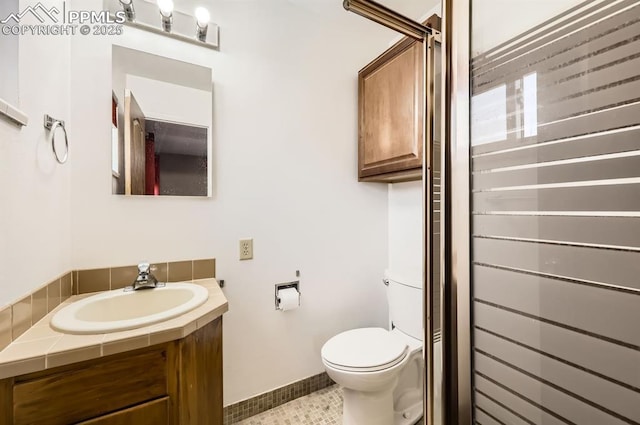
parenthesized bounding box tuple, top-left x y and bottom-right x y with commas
(0, 279, 228, 380)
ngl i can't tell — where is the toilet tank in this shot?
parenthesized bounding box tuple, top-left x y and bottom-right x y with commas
(386, 272, 423, 341)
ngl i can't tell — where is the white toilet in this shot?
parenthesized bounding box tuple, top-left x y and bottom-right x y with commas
(321, 273, 424, 425)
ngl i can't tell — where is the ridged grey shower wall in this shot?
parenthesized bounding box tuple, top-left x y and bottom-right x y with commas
(470, 1, 640, 424)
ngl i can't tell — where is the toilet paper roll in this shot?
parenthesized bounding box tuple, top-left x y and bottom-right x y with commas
(278, 287, 300, 311)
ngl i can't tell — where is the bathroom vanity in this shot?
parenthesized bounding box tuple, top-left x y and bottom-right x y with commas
(0, 280, 227, 425)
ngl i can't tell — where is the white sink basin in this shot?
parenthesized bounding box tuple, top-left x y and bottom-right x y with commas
(51, 283, 209, 334)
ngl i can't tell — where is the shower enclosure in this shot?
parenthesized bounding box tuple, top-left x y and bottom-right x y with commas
(452, 0, 640, 423)
(348, 0, 640, 423)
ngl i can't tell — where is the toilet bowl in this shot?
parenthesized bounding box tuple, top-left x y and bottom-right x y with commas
(322, 327, 422, 425)
(321, 273, 424, 425)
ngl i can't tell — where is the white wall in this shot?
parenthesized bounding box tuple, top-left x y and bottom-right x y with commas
(69, 0, 399, 406)
(386, 1, 440, 288)
(0, 0, 72, 307)
(388, 181, 423, 286)
(0, 0, 19, 106)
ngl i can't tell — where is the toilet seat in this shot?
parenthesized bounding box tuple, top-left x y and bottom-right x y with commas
(321, 328, 408, 373)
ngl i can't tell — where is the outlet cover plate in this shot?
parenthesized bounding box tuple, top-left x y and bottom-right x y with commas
(239, 238, 253, 260)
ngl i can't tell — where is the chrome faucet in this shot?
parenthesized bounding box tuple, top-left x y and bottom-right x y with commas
(125, 262, 165, 291)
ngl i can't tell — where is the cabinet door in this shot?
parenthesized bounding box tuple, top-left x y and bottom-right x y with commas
(179, 317, 223, 425)
(76, 398, 169, 425)
(358, 37, 424, 182)
(13, 347, 168, 425)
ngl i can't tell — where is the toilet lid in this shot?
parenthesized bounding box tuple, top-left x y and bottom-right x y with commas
(321, 328, 408, 372)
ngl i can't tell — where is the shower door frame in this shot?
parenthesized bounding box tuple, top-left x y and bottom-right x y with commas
(443, 0, 473, 423)
(343, 1, 445, 424)
(343, 0, 474, 423)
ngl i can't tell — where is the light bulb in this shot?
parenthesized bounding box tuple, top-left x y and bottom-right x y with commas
(157, 0, 174, 17)
(119, 0, 135, 21)
(195, 7, 210, 28)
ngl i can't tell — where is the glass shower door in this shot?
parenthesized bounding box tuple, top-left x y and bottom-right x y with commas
(469, 1, 640, 423)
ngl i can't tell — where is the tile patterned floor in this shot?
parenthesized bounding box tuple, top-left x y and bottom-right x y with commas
(235, 385, 343, 425)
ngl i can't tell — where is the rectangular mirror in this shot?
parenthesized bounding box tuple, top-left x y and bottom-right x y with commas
(111, 45, 212, 196)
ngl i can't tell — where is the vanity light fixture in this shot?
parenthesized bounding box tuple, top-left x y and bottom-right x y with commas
(118, 0, 135, 22)
(195, 7, 210, 42)
(157, 0, 174, 32)
(103, 0, 220, 49)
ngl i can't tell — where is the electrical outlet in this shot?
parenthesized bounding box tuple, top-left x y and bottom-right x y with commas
(239, 238, 253, 260)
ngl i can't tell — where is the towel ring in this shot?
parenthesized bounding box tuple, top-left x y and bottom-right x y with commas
(44, 114, 69, 164)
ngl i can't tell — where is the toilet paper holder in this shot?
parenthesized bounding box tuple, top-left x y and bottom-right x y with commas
(275, 281, 300, 310)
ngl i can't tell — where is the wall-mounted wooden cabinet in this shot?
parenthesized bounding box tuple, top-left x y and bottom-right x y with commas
(359, 37, 424, 182)
(0, 317, 223, 425)
(358, 16, 440, 183)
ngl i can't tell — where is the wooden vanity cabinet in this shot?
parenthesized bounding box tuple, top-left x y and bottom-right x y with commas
(357, 15, 440, 183)
(0, 317, 223, 425)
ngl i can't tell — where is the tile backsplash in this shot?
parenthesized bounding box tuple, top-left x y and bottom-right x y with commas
(75, 259, 216, 294)
(0, 258, 216, 352)
(1, 272, 73, 354)
(0, 307, 12, 354)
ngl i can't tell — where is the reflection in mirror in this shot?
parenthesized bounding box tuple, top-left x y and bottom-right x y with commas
(145, 120, 208, 196)
(111, 45, 212, 196)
